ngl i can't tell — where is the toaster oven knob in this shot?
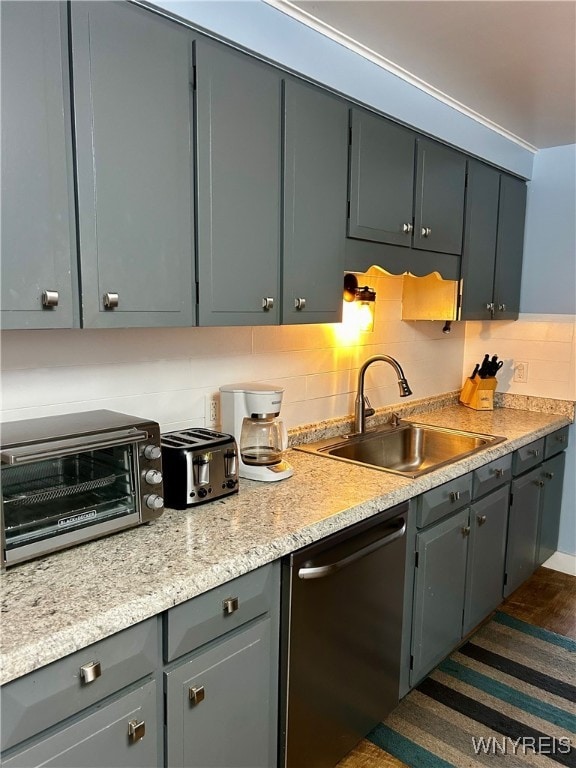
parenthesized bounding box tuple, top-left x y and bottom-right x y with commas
(143, 469, 163, 486)
(143, 444, 162, 461)
(145, 493, 164, 510)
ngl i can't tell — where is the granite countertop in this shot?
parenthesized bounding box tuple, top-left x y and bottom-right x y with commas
(1, 401, 572, 686)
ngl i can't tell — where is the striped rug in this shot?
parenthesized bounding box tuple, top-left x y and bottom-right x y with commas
(368, 612, 576, 767)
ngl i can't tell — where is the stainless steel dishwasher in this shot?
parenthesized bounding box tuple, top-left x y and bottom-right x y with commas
(279, 502, 408, 768)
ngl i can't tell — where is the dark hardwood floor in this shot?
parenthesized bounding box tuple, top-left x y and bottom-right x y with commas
(337, 565, 576, 768)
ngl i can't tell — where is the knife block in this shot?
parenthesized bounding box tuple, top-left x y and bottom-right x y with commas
(459, 376, 497, 410)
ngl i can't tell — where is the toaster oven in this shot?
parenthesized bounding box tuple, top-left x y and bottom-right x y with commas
(1, 410, 164, 568)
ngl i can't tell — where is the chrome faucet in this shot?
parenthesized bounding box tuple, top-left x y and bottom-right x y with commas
(354, 355, 412, 433)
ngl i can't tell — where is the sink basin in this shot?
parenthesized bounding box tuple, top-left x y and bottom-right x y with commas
(296, 421, 506, 478)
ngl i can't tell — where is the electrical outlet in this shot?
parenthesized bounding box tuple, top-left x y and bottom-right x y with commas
(513, 361, 529, 383)
(205, 394, 219, 427)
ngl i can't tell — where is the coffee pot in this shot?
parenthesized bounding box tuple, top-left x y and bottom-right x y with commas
(219, 383, 294, 482)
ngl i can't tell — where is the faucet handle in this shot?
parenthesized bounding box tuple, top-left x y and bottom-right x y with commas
(363, 395, 375, 418)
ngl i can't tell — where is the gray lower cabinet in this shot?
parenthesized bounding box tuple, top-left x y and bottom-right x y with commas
(0, 619, 160, 767)
(71, 1, 195, 328)
(2, 681, 159, 768)
(196, 38, 282, 326)
(410, 466, 510, 686)
(281, 79, 349, 324)
(1, 1, 78, 329)
(504, 466, 542, 597)
(165, 619, 276, 767)
(460, 160, 527, 321)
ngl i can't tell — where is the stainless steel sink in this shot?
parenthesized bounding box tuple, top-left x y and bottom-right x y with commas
(296, 421, 506, 478)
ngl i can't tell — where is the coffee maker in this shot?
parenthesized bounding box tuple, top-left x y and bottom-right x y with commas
(219, 383, 294, 482)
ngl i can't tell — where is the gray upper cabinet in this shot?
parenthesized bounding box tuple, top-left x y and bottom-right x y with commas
(413, 138, 466, 255)
(460, 160, 527, 321)
(195, 39, 282, 326)
(1, 2, 78, 329)
(282, 80, 349, 324)
(71, 1, 195, 328)
(348, 109, 415, 247)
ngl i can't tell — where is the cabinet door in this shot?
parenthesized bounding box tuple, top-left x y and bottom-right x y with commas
(463, 485, 509, 636)
(504, 467, 542, 597)
(348, 109, 415, 246)
(282, 80, 348, 324)
(1, 1, 77, 329)
(459, 161, 500, 320)
(165, 619, 276, 768)
(71, 2, 195, 328)
(413, 138, 467, 255)
(2, 680, 158, 768)
(536, 452, 566, 567)
(411, 509, 469, 685)
(493, 174, 527, 320)
(196, 39, 281, 325)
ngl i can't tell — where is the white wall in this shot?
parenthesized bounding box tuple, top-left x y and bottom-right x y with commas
(0, 271, 465, 432)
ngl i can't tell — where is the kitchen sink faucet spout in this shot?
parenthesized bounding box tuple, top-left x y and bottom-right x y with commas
(354, 355, 412, 433)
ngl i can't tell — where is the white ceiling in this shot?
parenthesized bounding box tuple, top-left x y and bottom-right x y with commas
(267, 0, 576, 149)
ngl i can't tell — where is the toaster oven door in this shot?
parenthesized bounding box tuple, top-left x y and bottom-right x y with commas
(1, 432, 144, 565)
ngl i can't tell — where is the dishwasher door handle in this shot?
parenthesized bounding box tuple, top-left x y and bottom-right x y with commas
(297, 517, 406, 580)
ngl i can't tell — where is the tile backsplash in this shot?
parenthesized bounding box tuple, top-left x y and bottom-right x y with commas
(0, 271, 466, 432)
(2, 272, 574, 434)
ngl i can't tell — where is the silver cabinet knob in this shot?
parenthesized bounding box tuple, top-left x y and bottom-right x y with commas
(128, 719, 146, 744)
(222, 596, 239, 615)
(189, 685, 205, 706)
(485, 302, 495, 312)
(493, 468, 504, 478)
(461, 526, 471, 537)
(529, 448, 540, 457)
(42, 290, 59, 308)
(544, 471, 554, 480)
(294, 297, 306, 310)
(449, 491, 461, 502)
(103, 292, 119, 309)
(79, 660, 102, 684)
(144, 493, 164, 510)
(498, 303, 507, 312)
(262, 297, 274, 311)
(477, 515, 487, 526)
(535, 479, 545, 488)
(402, 223, 413, 234)
(143, 469, 163, 485)
(421, 226, 432, 237)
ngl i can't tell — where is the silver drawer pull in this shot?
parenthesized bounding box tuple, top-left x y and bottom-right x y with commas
(189, 685, 205, 706)
(421, 226, 432, 237)
(477, 515, 487, 526)
(402, 222, 413, 234)
(556, 435, 567, 443)
(103, 292, 119, 309)
(534, 480, 545, 488)
(262, 297, 274, 311)
(128, 719, 146, 744)
(449, 491, 461, 502)
(529, 448, 540, 457)
(461, 526, 471, 537)
(294, 297, 306, 310)
(493, 468, 504, 478)
(222, 596, 239, 615)
(79, 660, 102, 684)
(42, 290, 59, 308)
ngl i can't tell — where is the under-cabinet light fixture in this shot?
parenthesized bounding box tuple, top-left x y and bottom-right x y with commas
(343, 273, 376, 332)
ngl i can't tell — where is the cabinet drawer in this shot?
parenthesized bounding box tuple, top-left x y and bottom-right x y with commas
(472, 454, 512, 499)
(513, 438, 545, 476)
(544, 427, 569, 459)
(2, 679, 158, 768)
(164, 564, 276, 662)
(416, 474, 472, 528)
(1, 618, 158, 753)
